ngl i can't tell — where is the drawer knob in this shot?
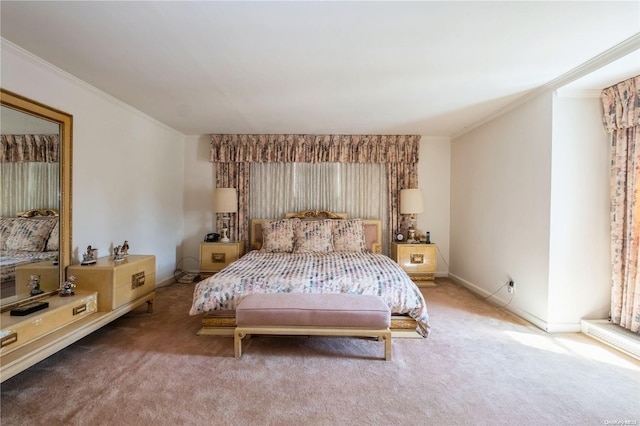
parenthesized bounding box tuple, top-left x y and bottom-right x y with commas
(410, 254, 424, 264)
(211, 253, 226, 263)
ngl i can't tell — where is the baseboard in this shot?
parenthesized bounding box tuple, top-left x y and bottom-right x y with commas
(156, 275, 177, 288)
(447, 273, 582, 333)
(581, 319, 640, 360)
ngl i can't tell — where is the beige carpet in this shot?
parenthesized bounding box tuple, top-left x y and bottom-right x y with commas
(1, 279, 639, 425)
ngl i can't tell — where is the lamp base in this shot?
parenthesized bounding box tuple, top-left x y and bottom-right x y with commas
(407, 228, 417, 244)
(220, 227, 230, 243)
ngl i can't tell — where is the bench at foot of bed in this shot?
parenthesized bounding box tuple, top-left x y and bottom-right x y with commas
(234, 293, 392, 361)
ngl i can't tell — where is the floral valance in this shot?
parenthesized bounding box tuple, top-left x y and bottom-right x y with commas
(0, 135, 59, 163)
(602, 75, 640, 133)
(210, 134, 420, 164)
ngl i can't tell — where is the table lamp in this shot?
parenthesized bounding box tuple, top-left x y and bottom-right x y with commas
(214, 188, 237, 243)
(400, 188, 424, 243)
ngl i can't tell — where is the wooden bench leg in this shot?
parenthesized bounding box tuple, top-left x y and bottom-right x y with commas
(234, 326, 391, 360)
(382, 332, 392, 361)
(234, 330, 246, 358)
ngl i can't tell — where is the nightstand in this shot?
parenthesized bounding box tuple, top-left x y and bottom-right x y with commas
(200, 241, 245, 276)
(390, 242, 436, 284)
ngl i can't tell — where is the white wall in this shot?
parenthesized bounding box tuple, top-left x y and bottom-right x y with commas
(182, 135, 216, 273)
(2, 40, 186, 285)
(548, 94, 611, 328)
(418, 137, 450, 276)
(450, 93, 554, 328)
(451, 89, 614, 332)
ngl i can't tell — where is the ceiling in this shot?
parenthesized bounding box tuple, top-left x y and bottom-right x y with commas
(1, 1, 639, 137)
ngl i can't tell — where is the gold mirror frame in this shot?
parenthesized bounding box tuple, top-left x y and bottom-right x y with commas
(0, 88, 72, 310)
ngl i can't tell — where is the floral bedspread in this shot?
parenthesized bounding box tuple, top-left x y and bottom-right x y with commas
(1, 251, 58, 283)
(189, 251, 430, 337)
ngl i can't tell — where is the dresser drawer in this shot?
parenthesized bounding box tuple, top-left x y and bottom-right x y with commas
(0, 291, 98, 355)
(200, 242, 244, 273)
(113, 261, 155, 310)
(67, 255, 155, 312)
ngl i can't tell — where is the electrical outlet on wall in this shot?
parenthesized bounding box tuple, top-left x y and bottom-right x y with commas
(508, 280, 516, 294)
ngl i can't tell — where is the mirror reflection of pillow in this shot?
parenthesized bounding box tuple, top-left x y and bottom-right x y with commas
(6, 218, 56, 252)
(45, 220, 60, 251)
(0, 217, 16, 251)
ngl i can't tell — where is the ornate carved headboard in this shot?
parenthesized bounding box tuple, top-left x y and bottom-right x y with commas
(250, 210, 382, 253)
(16, 208, 59, 218)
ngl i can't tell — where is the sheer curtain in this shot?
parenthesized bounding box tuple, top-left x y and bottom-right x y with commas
(250, 162, 389, 252)
(0, 162, 59, 217)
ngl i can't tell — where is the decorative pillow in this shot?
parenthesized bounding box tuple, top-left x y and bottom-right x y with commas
(293, 219, 334, 253)
(260, 219, 297, 253)
(0, 217, 17, 251)
(6, 218, 56, 252)
(45, 220, 60, 251)
(332, 219, 367, 253)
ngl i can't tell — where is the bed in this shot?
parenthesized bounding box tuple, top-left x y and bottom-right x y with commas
(189, 211, 430, 338)
(0, 209, 59, 300)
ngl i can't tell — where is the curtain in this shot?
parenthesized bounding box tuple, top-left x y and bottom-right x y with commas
(250, 162, 389, 252)
(602, 75, 640, 333)
(1, 135, 59, 163)
(215, 162, 249, 243)
(211, 134, 420, 250)
(0, 162, 59, 217)
(0, 135, 60, 217)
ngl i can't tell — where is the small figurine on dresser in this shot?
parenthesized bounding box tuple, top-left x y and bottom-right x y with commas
(60, 275, 76, 297)
(121, 240, 130, 256)
(81, 245, 98, 265)
(113, 245, 125, 262)
(28, 275, 43, 296)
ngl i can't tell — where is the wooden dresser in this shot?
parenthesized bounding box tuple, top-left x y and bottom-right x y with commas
(1, 291, 98, 357)
(14, 259, 60, 299)
(67, 255, 155, 313)
(200, 241, 244, 276)
(390, 242, 437, 284)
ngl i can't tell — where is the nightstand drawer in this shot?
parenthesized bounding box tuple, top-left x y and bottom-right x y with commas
(200, 242, 245, 273)
(390, 242, 436, 281)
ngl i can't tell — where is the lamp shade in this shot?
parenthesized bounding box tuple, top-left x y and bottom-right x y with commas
(400, 188, 424, 214)
(213, 188, 237, 213)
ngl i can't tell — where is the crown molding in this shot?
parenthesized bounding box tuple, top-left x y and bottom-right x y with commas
(452, 33, 640, 139)
(1, 38, 184, 137)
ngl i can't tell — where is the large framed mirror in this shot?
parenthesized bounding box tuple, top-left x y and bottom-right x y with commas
(0, 88, 72, 311)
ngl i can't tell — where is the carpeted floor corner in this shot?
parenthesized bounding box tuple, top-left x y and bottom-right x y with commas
(1, 279, 639, 425)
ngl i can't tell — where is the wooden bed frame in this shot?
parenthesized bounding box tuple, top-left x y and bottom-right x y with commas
(197, 210, 422, 338)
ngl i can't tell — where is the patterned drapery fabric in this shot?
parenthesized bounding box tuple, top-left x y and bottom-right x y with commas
(210, 134, 420, 248)
(601, 75, 640, 333)
(210, 134, 419, 164)
(1, 135, 59, 163)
